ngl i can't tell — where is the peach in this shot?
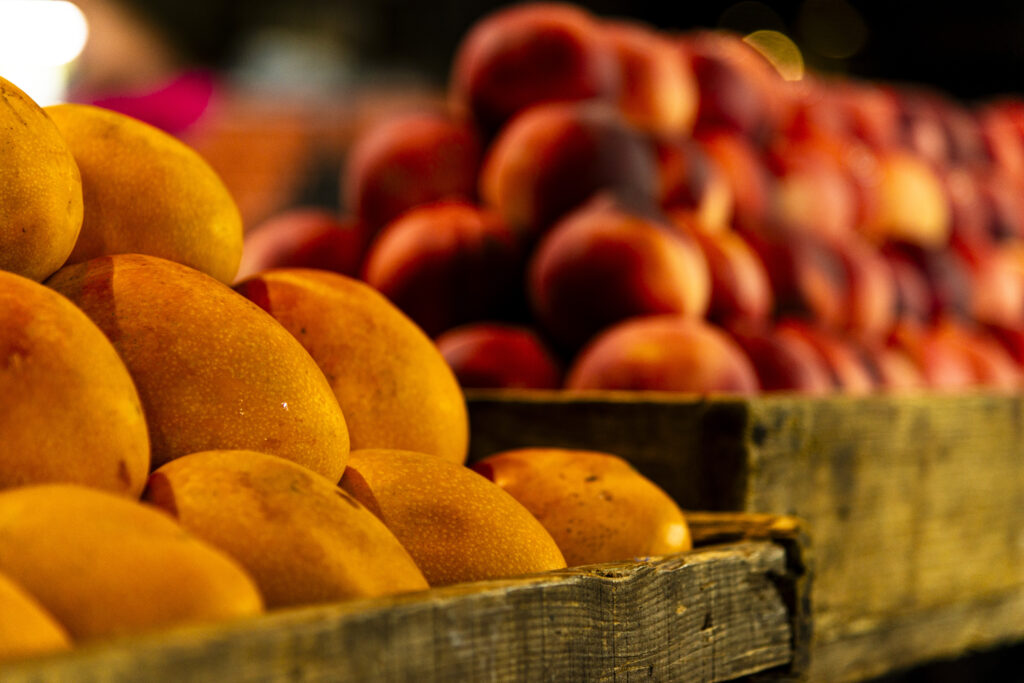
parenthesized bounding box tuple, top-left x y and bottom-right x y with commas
(741, 229, 847, 331)
(764, 140, 859, 240)
(976, 169, 1024, 243)
(859, 149, 951, 248)
(674, 223, 773, 326)
(980, 99, 1024, 184)
(566, 315, 759, 393)
(775, 320, 876, 395)
(449, 3, 620, 134)
(696, 130, 774, 233)
(956, 241, 1024, 328)
(656, 138, 734, 230)
(893, 88, 952, 168)
(987, 323, 1024, 366)
(883, 243, 974, 321)
(868, 344, 927, 393)
(888, 319, 976, 392)
(435, 323, 562, 390)
(727, 324, 833, 394)
(603, 19, 698, 138)
(882, 248, 932, 324)
(343, 112, 481, 233)
(528, 198, 710, 351)
(479, 101, 658, 240)
(235, 208, 367, 282)
(362, 201, 522, 337)
(934, 320, 1022, 391)
(681, 31, 784, 142)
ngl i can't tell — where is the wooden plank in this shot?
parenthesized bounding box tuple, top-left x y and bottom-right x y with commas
(0, 517, 804, 682)
(465, 389, 1024, 682)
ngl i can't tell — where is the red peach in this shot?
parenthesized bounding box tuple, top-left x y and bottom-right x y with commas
(775, 319, 877, 395)
(435, 323, 562, 390)
(343, 112, 481, 234)
(656, 138, 733, 230)
(764, 140, 859, 240)
(888, 319, 976, 392)
(869, 344, 927, 393)
(235, 208, 366, 283)
(931, 319, 1022, 391)
(480, 101, 658, 240)
(696, 130, 774, 233)
(603, 19, 698, 138)
(449, 3, 620, 134)
(741, 229, 847, 331)
(728, 323, 833, 394)
(362, 201, 522, 337)
(674, 223, 773, 326)
(528, 198, 709, 351)
(858, 149, 951, 249)
(565, 315, 759, 393)
(681, 31, 784, 142)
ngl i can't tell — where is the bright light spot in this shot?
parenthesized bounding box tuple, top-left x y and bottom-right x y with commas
(0, 1, 88, 105)
(744, 30, 805, 81)
(0, 1, 89, 66)
(666, 522, 689, 549)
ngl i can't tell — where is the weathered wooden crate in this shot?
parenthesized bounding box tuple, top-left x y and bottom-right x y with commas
(0, 513, 808, 682)
(466, 389, 1024, 682)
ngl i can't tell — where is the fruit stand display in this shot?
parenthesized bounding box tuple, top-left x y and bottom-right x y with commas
(467, 390, 1024, 681)
(5, 1, 1024, 681)
(0, 513, 809, 682)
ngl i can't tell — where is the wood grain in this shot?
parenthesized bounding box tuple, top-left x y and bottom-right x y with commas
(0, 514, 803, 682)
(466, 389, 1024, 682)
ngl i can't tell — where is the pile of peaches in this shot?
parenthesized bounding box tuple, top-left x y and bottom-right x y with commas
(245, 2, 1024, 394)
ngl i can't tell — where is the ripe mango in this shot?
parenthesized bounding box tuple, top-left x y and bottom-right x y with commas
(0, 269, 149, 496)
(340, 449, 566, 585)
(236, 269, 468, 463)
(47, 254, 349, 480)
(144, 450, 428, 608)
(0, 484, 264, 642)
(0, 572, 70, 662)
(45, 103, 242, 284)
(474, 448, 692, 566)
(0, 76, 83, 281)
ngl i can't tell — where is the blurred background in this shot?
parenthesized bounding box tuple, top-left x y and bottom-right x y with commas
(4, 0, 1024, 230)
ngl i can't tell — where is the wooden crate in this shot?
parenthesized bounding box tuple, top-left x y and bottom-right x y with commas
(0, 513, 808, 682)
(466, 389, 1024, 682)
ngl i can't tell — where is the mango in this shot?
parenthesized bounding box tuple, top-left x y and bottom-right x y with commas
(0, 484, 263, 642)
(0, 572, 71, 662)
(474, 448, 692, 566)
(0, 270, 149, 495)
(144, 450, 428, 608)
(47, 254, 349, 480)
(0, 76, 83, 281)
(45, 103, 242, 284)
(340, 449, 566, 586)
(236, 269, 468, 464)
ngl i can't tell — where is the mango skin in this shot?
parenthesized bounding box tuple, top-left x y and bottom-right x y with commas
(0, 269, 149, 496)
(46, 254, 349, 481)
(236, 269, 468, 464)
(144, 450, 428, 608)
(0, 76, 83, 281)
(0, 484, 264, 642)
(473, 448, 692, 566)
(0, 572, 71, 662)
(340, 449, 566, 586)
(45, 103, 242, 284)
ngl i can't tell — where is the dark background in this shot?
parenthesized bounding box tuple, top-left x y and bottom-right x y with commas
(145, 0, 1024, 104)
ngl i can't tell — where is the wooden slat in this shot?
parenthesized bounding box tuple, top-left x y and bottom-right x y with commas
(0, 515, 804, 682)
(465, 389, 1024, 682)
